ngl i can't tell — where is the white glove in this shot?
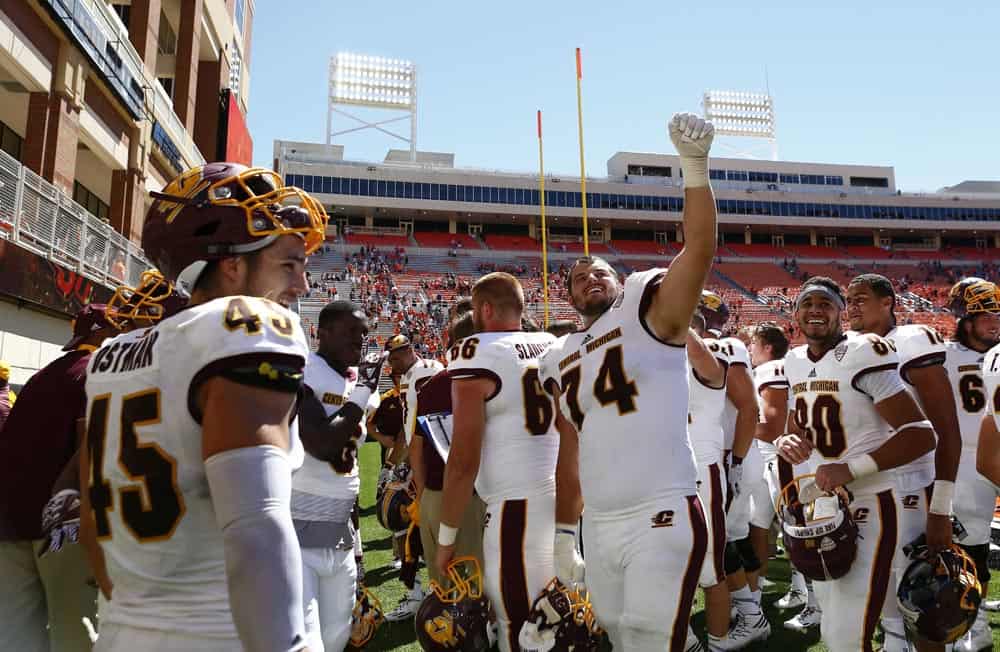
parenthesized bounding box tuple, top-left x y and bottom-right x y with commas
(729, 458, 744, 498)
(553, 526, 585, 588)
(668, 113, 715, 188)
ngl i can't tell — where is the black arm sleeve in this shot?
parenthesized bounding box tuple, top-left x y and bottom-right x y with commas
(298, 384, 366, 463)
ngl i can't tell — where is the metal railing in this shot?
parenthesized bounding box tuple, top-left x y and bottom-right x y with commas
(0, 148, 151, 290)
(45, 0, 205, 168)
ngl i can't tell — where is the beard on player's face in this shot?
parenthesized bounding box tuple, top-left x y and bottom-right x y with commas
(967, 313, 1000, 350)
(569, 265, 619, 318)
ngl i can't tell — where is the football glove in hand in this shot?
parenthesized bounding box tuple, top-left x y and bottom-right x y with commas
(38, 489, 81, 557)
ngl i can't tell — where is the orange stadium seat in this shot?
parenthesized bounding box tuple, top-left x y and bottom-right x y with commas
(412, 232, 482, 249)
(723, 243, 789, 258)
(609, 240, 679, 255)
(484, 234, 539, 251)
(782, 244, 847, 259)
(343, 233, 411, 248)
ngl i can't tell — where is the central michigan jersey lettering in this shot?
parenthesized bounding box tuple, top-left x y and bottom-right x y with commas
(84, 295, 308, 638)
(539, 268, 698, 515)
(294, 352, 380, 509)
(448, 331, 559, 502)
(784, 332, 905, 496)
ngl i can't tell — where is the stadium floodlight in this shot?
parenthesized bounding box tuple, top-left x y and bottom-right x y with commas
(702, 90, 777, 160)
(327, 52, 417, 160)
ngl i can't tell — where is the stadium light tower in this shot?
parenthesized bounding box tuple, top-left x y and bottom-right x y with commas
(327, 52, 417, 160)
(701, 90, 777, 160)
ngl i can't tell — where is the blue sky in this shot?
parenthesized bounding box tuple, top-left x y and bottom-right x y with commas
(248, 1, 997, 192)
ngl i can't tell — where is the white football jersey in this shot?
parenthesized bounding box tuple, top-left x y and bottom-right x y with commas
(539, 268, 698, 515)
(721, 337, 753, 451)
(292, 353, 380, 522)
(688, 338, 729, 466)
(883, 324, 947, 491)
(448, 331, 558, 503)
(943, 340, 991, 452)
(983, 343, 1000, 430)
(784, 332, 907, 496)
(401, 357, 445, 445)
(754, 358, 789, 462)
(85, 296, 309, 637)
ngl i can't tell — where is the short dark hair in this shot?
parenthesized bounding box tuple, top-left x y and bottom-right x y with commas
(566, 256, 614, 295)
(800, 276, 845, 304)
(546, 319, 577, 337)
(453, 296, 473, 316)
(448, 312, 476, 345)
(753, 321, 790, 359)
(318, 300, 362, 329)
(849, 273, 896, 313)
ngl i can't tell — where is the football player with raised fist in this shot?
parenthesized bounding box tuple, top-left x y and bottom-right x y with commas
(538, 112, 716, 651)
(777, 277, 938, 652)
(83, 163, 325, 652)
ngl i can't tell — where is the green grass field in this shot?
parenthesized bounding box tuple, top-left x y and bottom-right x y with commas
(353, 442, 1000, 651)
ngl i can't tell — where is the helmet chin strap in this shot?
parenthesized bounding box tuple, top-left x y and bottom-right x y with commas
(175, 260, 207, 298)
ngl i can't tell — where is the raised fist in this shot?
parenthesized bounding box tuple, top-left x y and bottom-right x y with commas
(668, 113, 715, 158)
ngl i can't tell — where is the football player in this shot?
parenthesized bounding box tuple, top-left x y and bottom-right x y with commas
(699, 298, 770, 641)
(748, 322, 823, 632)
(412, 311, 487, 588)
(980, 341, 1000, 487)
(846, 274, 963, 652)
(83, 163, 325, 651)
(538, 113, 715, 651)
(686, 316, 758, 649)
(436, 273, 558, 652)
(0, 304, 115, 652)
(776, 277, 938, 652)
(293, 300, 384, 649)
(941, 278, 1000, 652)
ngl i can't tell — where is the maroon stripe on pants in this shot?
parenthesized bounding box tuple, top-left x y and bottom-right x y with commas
(500, 499, 529, 651)
(671, 495, 709, 652)
(862, 490, 898, 652)
(709, 463, 726, 583)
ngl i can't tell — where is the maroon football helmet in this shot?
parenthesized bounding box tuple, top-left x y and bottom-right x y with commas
(777, 475, 859, 582)
(415, 557, 491, 652)
(698, 290, 730, 333)
(897, 544, 982, 644)
(518, 577, 603, 652)
(141, 163, 327, 292)
(106, 270, 187, 330)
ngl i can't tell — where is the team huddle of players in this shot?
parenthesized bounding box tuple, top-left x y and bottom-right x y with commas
(42, 108, 999, 652)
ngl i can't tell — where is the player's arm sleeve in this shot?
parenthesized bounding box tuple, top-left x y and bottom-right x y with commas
(446, 337, 502, 400)
(206, 445, 307, 652)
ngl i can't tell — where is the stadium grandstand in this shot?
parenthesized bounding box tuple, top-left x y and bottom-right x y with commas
(279, 139, 1000, 358)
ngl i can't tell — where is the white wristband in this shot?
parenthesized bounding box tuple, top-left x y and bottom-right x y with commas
(680, 155, 710, 188)
(555, 522, 578, 537)
(438, 523, 458, 547)
(346, 384, 372, 411)
(928, 480, 955, 516)
(846, 454, 879, 480)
